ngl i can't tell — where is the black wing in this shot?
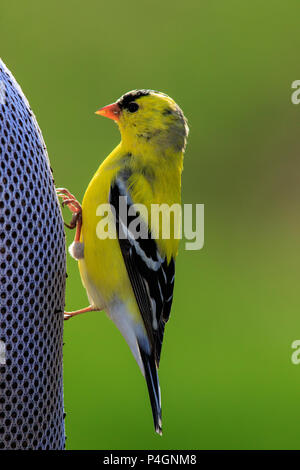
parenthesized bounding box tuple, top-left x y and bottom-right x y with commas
(109, 177, 175, 365)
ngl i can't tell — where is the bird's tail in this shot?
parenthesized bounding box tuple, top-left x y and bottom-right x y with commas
(139, 347, 162, 435)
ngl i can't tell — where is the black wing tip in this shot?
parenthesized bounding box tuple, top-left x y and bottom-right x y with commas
(153, 407, 163, 436)
(139, 347, 163, 436)
(153, 398, 163, 436)
(156, 423, 163, 436)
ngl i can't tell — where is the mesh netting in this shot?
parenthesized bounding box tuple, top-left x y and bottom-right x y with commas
(0, 60, 66, 450)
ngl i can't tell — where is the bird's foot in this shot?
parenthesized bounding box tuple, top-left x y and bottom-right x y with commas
(64, 305, 97, 321)
(56, 188, 82, 241)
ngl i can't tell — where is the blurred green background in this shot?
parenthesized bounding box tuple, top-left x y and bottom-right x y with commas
(1, 0, 300, 450)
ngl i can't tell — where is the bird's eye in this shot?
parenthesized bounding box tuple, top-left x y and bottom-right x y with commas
(127, 102, 139, 113)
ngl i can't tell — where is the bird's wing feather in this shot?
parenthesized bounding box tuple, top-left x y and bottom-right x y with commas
(109, 176, 175, 365)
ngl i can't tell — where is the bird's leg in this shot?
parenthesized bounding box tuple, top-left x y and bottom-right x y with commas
(64, 305, 98, 321)
(56, 189, 98, 320)
(56, 189, 96, 320)
(56, 188, 82, 242)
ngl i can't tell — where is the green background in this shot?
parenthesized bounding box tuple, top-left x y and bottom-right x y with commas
(1, 0, 300, 450)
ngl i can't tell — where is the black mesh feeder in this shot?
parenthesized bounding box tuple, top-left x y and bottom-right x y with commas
(0, 60, 66, 449)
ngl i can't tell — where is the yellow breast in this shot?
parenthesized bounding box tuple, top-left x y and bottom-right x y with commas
(78, 142, 183, 307)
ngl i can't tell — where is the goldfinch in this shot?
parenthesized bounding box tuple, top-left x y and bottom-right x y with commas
(57, 90, 189, 435)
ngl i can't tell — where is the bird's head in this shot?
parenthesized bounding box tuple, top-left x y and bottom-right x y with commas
(96, 90, 189, 153)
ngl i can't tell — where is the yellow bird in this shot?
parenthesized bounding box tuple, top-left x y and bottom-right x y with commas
(57, 90, 189, 435)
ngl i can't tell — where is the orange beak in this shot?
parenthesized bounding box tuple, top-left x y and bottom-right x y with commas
(95, 102, 121, 121)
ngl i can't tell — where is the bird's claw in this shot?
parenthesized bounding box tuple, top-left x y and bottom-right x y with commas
(64, 313, 73, 320)
(56, 187, 82, 230)
(64, 212, 81, 230)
